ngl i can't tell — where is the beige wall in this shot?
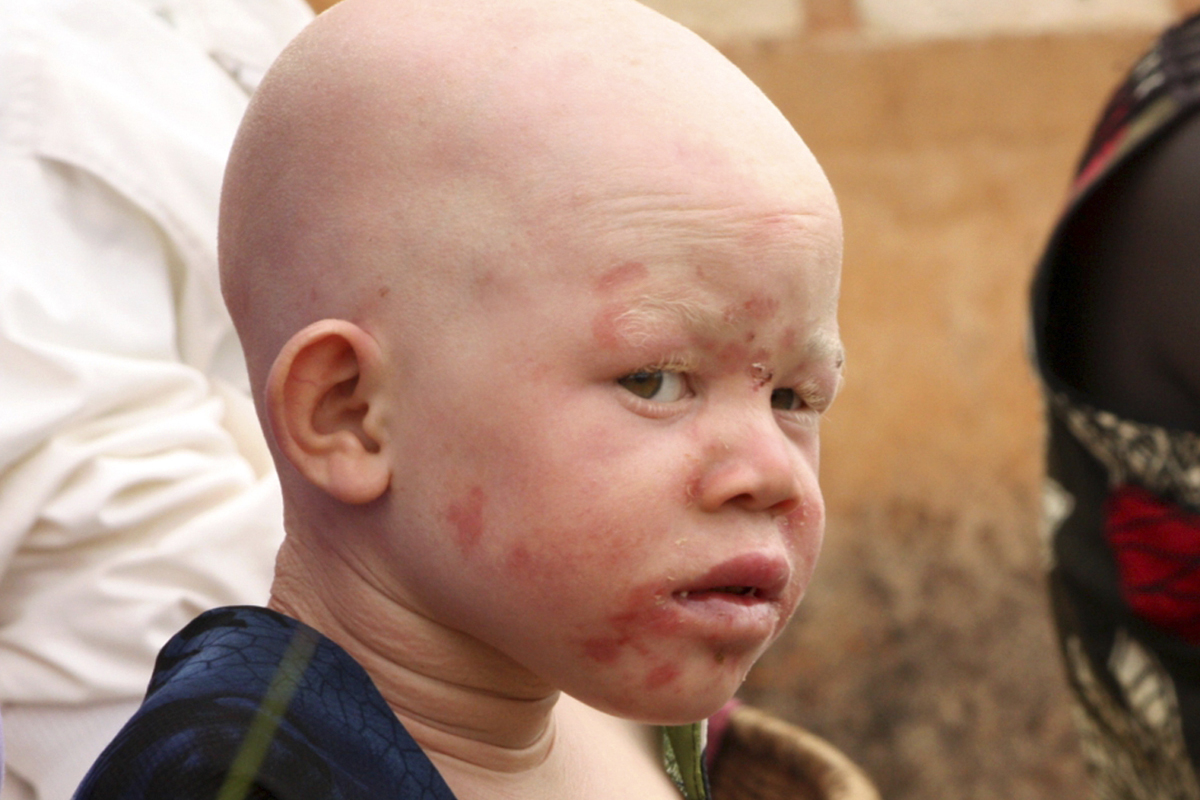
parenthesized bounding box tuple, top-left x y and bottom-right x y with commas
(721, 33, 1156, 798)
(635, 1, 1197, 797)
(642, 0, 1193, 39)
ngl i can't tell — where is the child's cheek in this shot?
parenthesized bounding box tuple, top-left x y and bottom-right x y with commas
(782, 494, 825, 588)
(445, 486, 487, 555)
(577, 581, 682, 671)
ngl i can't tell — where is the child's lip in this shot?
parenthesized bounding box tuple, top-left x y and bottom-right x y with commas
(671, 552, 790, 604)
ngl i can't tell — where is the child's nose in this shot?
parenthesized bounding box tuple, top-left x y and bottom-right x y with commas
(691, 409, 809, 516)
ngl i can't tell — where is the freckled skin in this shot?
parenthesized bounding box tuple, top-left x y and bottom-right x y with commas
(445, 486, 486, 555)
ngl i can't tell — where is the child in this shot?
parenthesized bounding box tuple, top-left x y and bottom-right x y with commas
(74, 0, 844, 797)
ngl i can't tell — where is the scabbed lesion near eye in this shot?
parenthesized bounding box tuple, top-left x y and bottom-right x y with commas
(749, 362, 774, 389)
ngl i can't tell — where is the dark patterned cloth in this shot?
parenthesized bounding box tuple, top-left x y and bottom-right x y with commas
(1031, 11, 1200, 799)
(72, 606, 457, 800)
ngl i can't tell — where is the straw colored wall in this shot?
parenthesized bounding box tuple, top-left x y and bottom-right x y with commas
(636, 1, 1200, 796)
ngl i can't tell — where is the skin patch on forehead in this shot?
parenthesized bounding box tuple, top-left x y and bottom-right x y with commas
(724, 295, 780, 326)
(595, 261, 649, 294)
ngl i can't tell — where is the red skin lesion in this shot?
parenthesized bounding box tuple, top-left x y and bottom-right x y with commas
(741, 296, 780, 323)
(644, 663, 681, 690)
(445, 486, 486, 555)
(580, 582, 681, 664)
(505, 542, 533, 573)
(582, 636, 627, 665)
(594, 261, 648, 294)
(723, 295, 779, 326)
(591, 305, 624, 350)
(580, 582, 756, 695)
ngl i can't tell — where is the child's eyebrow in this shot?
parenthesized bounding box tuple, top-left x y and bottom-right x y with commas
(612, 295, 726, 346)
(808, 332, 846, 372)
(612, 295, 846, 371)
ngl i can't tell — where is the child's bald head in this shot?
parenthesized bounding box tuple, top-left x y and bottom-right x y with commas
(219, 0, 836, 399)
(220, 0, 842, 723)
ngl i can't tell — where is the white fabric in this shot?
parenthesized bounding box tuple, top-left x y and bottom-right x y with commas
(0, 0, 312, 797)
(1, 700, 140, 800)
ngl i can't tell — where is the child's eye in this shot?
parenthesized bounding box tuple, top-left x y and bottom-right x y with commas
(770, 388, 804, 411)
(617, 370, 688, 403)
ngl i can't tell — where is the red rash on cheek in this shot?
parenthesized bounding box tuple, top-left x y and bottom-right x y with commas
(583, 637, 625, 664)
(445, 487, 486, 555)
(644, 663, 681, 690)
(506, 543, 533, 574)
(580, 582, 681, 664)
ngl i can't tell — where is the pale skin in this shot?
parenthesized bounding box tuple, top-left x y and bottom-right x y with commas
(219, 1, 844, 797)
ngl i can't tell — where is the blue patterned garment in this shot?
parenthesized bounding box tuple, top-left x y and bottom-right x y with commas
(73, 606, 457, 800)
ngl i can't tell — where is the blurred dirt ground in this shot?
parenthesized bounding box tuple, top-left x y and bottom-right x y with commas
(721, 31, 1162, 798)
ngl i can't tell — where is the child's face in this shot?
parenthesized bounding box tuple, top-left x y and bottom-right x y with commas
(372, 158, 842, 725)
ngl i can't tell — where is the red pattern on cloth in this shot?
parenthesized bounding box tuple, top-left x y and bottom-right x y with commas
(1107, 483, 1200, 643)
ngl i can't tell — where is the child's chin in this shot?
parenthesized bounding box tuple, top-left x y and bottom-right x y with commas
(585, 675, 744, 727)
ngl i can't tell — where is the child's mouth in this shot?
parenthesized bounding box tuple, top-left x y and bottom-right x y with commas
(676, 586, 759, 599)
(672, 553, 790, 606)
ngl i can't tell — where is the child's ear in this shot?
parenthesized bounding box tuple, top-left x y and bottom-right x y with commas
(266, 319, 391, 504)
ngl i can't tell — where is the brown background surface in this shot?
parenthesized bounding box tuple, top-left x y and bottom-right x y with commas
(720, 31, 1161, 798)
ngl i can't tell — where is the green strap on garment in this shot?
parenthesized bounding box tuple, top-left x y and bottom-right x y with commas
(215, 624, 322, 800)
(661, 723, 709, 800)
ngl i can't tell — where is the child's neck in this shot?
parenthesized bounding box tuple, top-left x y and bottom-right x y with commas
(268, 534, 561, 773)
(267, 534, 684, 799)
